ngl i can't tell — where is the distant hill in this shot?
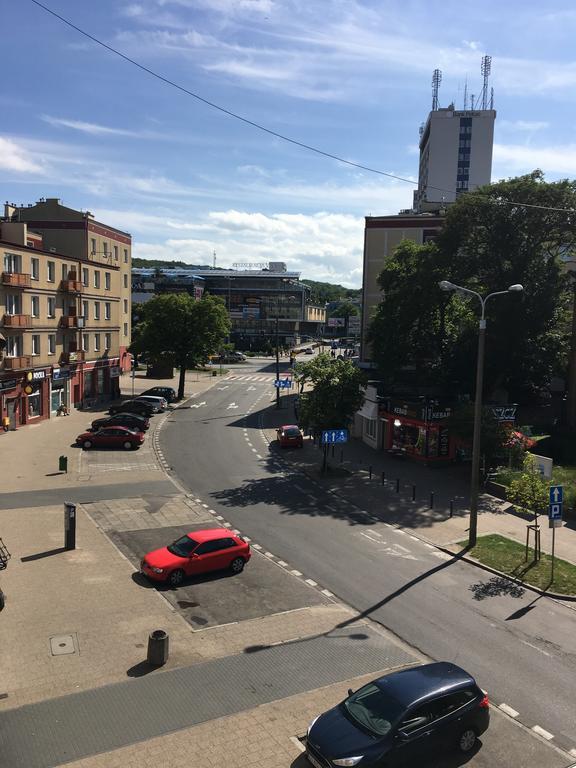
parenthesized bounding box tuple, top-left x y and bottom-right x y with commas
(132, 258, 217, 270)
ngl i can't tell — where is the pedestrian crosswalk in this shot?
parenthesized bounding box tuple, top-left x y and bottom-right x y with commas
(224, 374, 279, 382)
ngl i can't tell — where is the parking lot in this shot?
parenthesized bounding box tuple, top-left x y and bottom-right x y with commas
(113, 523, 331, 629)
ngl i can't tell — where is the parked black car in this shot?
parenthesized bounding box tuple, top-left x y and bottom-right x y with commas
(90, 413, 150, 432)
(109, 399, 155, 417)
(306, 662, 489, 768)
(140, 386, 177, 403)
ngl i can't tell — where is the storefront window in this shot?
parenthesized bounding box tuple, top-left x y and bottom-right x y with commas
(392, 423, 427, 456)
(28, 383, 42, 418)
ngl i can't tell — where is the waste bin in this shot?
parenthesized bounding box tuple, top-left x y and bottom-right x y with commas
(59, 455, 68, 473)
(212, 370, 217, 377)
(147, 629, 169, 666)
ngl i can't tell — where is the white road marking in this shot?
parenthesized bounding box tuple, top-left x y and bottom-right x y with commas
(195, 498, 201, 503)
(322, 589, 334, 597)
(278, 560, 288, 567)
(247, 386, 256, 391)
(305, 579, 318, 586)
(291, 569, 303, 576)
(498, 703, 519, 718)
(251, 448, 258, 453)
(215, 515, 224, 520)
(569, 747, 576, 758)
(289, 736, 306, 754)
(431, 551, 452, 560)
(252, 543, 262, 550)
(532, 725, 554, 741)
(216, 386, 229, 390)
(202, 503, 209, 508)
(521, 640, 551, 657)
(256, 454, 263, 459)
(227, 402, 239, 409)
(190, 401, 207, 408)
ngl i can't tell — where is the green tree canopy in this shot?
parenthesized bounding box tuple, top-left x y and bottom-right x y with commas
(368, 171, 576, 401)
(329, 300, 359, 318)
(131, 293, 230, 399)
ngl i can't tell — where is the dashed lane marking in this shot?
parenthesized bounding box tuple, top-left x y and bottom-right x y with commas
(532, 725, 554, 741)
(498, 703, 519, 718)
(305, 579, 318, 587)
(291, 569, 303, 576)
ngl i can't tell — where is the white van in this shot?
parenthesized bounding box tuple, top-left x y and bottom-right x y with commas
(134, 395, 168, 412)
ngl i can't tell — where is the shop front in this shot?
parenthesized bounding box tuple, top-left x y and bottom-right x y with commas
(23, 369, 50, 424)
(50, 367, 71, 413)
(1, 376, 20, 430)
(1, 368, 50, 429)
(82, 358, 120, 405)
(379, 398, 453, 463)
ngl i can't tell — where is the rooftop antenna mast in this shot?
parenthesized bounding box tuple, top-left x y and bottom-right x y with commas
(463, 77, 468, 110)
(213, 250, 216, 269)
(431, 68, 442, 111)
(480, 54, 492, 110)
(490, 86, 494, 109)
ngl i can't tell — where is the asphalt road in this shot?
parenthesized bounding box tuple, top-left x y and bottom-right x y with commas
(161, 358, 576, 760)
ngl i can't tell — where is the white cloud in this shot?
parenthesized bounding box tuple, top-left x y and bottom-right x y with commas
(499, 120, 549, 133)
(493, 142, 576, 175)
(42, 115, 143, 137)
(0, 137, 45, 174)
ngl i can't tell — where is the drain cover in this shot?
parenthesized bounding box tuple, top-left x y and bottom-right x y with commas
(49, 634, 76, 656)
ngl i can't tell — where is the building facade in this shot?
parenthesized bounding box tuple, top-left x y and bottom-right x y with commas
(1, 200, 130, 430)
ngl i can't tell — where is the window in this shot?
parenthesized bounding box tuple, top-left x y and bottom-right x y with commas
(90, 238, 96, 255)
(3, 252, 21, 273)
(427, 691, 477, 722)
(82, 300, 89, 320)
(113, 246, 118, 260)
(82, 267, 89, 287)
(94, 270, 100, 289)
(123, 299, 128, 313)
(31, 257, 39, 280)
(364, 417, 376, 439)
(105, 272, 111, 290)
(123, 274, 128, 288)
(6, 294, 21, 315)
(31, 296, 40, 318)
(47, 261, 55, 282)
(102, 242, 108, 256)
(62, 263, 68, 280)
(82, 333, 89, 352)
(94, 301, 100, 320)
(94, 333, 101, 352)
(47, 297, 56, 318)
(32, 334, 40, 355)
(48, 334, 56, 355)
(399, 705, 431, 734)
(105, 332, 111, 350)
(27, 383, 42, 418)
(104, 302, 111, 320)
(195, 540, 227, 555)
(124, 322, 128, 336)
(6, 335, 22, 356)
(123, 249, 128, 263)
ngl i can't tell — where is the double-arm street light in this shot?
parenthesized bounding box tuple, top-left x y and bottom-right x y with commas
(439, 280, 524, 547)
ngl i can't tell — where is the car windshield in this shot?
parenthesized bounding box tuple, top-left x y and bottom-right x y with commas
(284, 427, 300, 436)
(167, 535, 199, 557)
(342, 683, 404, 737)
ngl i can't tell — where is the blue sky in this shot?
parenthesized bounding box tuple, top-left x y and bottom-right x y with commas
(3, 1, 576, 286)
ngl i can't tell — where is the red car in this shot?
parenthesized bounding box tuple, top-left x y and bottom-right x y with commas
(76, 426, 145, 450)
(276, 424, 304, 448)
(141, 528, 251, 587)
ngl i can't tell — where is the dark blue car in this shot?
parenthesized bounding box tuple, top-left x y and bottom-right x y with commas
(306, 662, 489, 767)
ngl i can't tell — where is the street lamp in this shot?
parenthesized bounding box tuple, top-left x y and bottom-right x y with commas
(439, 280, 524, 547)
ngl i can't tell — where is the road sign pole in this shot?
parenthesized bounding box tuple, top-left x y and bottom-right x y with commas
(551, 523, 556, 585)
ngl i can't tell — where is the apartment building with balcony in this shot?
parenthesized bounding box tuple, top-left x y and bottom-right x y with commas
(0, 215, 124, 429)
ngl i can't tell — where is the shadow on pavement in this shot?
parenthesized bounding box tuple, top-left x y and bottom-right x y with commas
(126, 660, 159, 678)
(291, 741, 481, 767)
(21, 546, 67, 562)
(468, 575, 526, 601)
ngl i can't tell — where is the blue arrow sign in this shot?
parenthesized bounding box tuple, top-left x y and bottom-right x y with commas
(549, 485, 563, 505)
(321, 429, 349, 444)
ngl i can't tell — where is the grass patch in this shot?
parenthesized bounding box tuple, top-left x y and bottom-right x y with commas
(459, 534, 576, 595)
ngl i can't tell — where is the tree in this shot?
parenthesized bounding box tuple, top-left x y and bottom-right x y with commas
(507, 455, 548, 561)
(447, 404, 508, 470)
(329, 301, 359, 319)
(368, 172, 576, 401)
(131, 293, 230, 399)
(294, 353, 366, 469)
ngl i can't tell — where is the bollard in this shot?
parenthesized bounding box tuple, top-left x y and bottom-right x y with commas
(381, 471, 386, 486)
(449, 500, 454, 518)
(429, 492, 435, 509)
(147, 629, 169, 666)
(59, 455, 68, 473)
(64, 502, 76, 550)
(396, 478, 400, 493)
(369, 465, 373, 481)
(412, 484, 416, 501)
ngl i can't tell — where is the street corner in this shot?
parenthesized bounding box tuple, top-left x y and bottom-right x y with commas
(111, 521, 332, 631)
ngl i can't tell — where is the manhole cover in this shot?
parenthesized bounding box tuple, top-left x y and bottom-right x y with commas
(49, 634, 77, 656)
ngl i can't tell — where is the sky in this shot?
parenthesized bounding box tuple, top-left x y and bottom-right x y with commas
(3, 1, 576, 287)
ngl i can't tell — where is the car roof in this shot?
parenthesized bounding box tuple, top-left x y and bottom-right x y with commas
(374, 663, 476, 707)
(186, 528, 237, 542)
(280, 424, 299, 430)
(99, 425, 136, 432)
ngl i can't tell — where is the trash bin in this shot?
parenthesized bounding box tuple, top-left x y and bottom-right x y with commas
(147, 629, 169, 666)
(212, 370, 217, 377)
(59, 455, 68, 473)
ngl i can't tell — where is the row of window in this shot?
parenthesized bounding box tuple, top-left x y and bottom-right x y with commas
(6, 332, 114, 356)
(4, 295, 129, 320)
(4, 254, 129, 292)
(89, 240, 129, 264)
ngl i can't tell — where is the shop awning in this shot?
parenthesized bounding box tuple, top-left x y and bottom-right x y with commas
(358, 401, 379, 420)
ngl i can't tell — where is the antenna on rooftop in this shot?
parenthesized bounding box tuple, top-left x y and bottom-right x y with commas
(463, 77, 468, 110)
(490, 86, 494, 109)
(213, 250, 216, 269)
(431, 68, 442, 111)
(480, 55, 492, 110)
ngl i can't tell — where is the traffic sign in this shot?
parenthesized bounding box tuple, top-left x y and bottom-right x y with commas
(274, 379, 292, 389)
(321, 429, 349, 444)
(549, 485, 563, 520)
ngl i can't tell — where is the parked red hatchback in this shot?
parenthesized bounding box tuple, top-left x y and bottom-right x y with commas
(277, 424, 304, 448)
(76, 426, 145, 450)
(141, 528, 251, 587)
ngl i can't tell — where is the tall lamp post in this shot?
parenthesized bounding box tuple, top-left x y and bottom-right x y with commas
(438, 280, 524, 547)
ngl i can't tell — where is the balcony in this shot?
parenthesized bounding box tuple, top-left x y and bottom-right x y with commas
(59, 315, 84, 329)
(2, 314, 32, 328)
(3, 355, 33, 370)
(1, 272, 31, 288)
(59, 274, 83, 293)
(60, 350, 85, 364)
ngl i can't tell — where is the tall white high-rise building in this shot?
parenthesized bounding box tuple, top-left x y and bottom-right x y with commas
(413, 105, 496, 212)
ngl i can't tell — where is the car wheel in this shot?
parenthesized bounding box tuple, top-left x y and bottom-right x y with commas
(168, 569, 185, 587)
(123, 441, 134, 450)
(457, 728, 477, 753)
(230, 557, 245, 574)
(82, 440, 93, 449)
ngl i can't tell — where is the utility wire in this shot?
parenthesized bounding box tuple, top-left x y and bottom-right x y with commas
(29, 0, 576, 214)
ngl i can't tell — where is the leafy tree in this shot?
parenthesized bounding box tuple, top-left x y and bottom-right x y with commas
(302, 279, 361, 305)
(447, 404, 508, 469)
(294, 353, 366, 469)
(368, 172, 576, 401)
(329, 301, 359, 318)
(507, 455, 548, 560)
(131, 293, 230, 399)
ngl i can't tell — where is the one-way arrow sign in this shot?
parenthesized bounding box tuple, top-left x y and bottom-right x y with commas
(550, 485, 563, 505)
